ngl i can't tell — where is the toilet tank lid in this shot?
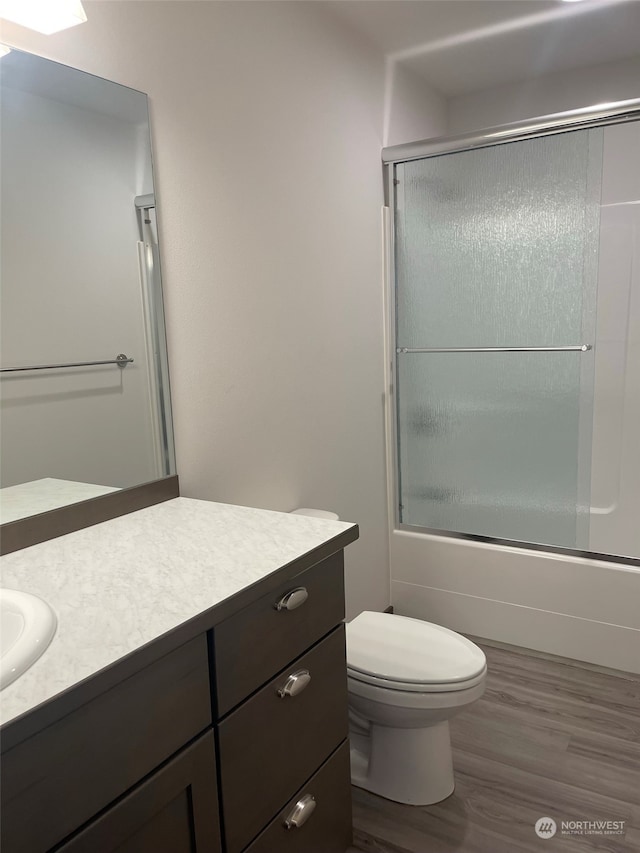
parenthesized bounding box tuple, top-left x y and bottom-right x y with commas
(346, 611, 486, 685)
(289, 508, 339, 521)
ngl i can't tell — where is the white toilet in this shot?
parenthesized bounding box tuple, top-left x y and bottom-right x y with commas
(288, 510, 486, 805)
(346, 611, 487, 805)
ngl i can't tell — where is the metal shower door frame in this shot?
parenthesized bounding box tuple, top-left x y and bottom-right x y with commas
(382, 99, 640, 566)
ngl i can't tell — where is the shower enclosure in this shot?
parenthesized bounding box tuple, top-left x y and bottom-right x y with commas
(385, 102, 640, 562)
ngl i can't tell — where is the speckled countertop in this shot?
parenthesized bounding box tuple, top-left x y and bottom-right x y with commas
(0, 497, 356, 727)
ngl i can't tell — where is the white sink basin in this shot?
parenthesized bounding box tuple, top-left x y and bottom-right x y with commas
(1, 589, 57, 690)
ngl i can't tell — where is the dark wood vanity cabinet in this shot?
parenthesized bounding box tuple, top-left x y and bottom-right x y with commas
(0, 548, 353, 853)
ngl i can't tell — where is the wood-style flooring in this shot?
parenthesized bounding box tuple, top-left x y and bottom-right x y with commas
(348, 637, 640, 853)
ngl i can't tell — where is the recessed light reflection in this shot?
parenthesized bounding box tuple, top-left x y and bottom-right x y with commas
(0, 0, 87, 35)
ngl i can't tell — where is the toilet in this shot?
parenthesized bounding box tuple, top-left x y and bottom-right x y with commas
(288, 509, 486, 805)
(346, 611, 487, 805)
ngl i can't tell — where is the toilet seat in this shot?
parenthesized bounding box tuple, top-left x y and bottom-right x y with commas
(346, 611, 486, 692)
(347, 665, 487, 693)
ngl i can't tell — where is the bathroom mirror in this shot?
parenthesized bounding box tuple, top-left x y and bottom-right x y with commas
(0, 48, 175, 529)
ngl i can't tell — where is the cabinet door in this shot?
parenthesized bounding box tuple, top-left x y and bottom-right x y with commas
(55, 732, 221, 853)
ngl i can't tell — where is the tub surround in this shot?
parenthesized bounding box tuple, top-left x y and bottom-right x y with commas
(390, 530, 640, 674)
(1, 497, 358, 852)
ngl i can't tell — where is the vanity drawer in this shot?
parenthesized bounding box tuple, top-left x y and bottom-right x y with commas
(217, 626, 348, 853)
(244, 741, 352, 853)
(214, 550, 345, 715)
(1, 636, 212, 853)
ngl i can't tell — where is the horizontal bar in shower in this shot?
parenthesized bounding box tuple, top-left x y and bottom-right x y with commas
(395, 522, 640, 570)
(0, 354, 134, 373)
(382, 98, 640, 164)
(396, 345, 592, 354)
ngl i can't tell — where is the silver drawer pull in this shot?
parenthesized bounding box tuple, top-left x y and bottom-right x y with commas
(277, 669, 311, 698)
(274, 587, 308, 611)
(284, 794, 316, 829)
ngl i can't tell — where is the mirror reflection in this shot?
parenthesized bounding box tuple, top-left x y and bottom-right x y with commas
(0, 49, 175, 524)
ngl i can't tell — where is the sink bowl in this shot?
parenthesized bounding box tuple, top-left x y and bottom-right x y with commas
(1, 589, 57, 690)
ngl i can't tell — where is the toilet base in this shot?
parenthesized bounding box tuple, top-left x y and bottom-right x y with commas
(350, 721, 455, 806)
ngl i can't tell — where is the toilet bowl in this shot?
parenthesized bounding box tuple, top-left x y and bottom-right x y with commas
(346, 611, 487, 805)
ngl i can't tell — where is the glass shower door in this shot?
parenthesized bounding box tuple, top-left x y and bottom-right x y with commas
(394, 129, 602, 549)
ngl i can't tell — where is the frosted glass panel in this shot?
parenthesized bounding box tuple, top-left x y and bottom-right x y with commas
(397, 351, 591, 548)
(396, 131, 602, 348)
(394, 128, 602, 550)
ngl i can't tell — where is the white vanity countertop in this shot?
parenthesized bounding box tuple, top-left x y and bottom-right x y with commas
(0, 497, 356, 727)
(0, 478, 120, 524)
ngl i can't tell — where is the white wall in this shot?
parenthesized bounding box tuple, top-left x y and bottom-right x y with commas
(448, 56, 640, 133)
(0, 84, 158, 489)
(0, 1, 392, 617)
(385, 60, 447, 147)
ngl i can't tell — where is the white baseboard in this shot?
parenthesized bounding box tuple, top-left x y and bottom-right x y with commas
(391, 580, 640, 674)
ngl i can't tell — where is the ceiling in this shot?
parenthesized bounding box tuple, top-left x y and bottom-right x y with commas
(328, 0, 640, 96)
